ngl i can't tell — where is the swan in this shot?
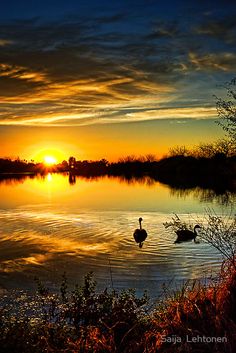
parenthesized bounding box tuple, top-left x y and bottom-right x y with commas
(175, 225, 201, 243)
(133, 217, 148, 248)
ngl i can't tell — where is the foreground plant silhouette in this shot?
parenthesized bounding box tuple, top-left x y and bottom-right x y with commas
(1, 263, 235, 353)
(0, 272, 149, 353)
(145, 258, 236, 353)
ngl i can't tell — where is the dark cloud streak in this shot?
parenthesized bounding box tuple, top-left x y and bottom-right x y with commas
(0, 2, 235, 126)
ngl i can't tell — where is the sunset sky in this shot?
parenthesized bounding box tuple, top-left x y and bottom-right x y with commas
(0, 0, 235, 162)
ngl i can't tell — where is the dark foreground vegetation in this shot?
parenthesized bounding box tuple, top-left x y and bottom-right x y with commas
(0, 260, 235, 353)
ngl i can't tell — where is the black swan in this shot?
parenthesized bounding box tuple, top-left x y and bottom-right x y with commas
(175, 225, 201, 243)
(133, 217, 148, 248)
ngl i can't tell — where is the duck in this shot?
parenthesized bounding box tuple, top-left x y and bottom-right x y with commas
(133, 217, 148, 248)
(175, 225, 201, 243)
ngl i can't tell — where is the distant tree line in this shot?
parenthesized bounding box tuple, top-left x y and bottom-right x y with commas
(0, 158, 35, 173)
(169, 139, 236, 159)
(0, 158, 57, 174)
(0, 141, 235, 194)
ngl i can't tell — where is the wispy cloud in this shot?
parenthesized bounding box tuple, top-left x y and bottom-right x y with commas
(0, 39, 13, 46)
(189, 52, 236, 72)
(0, 63, 49, 83)
(0, 8, 235, 126)
(195, 15, 236, 44)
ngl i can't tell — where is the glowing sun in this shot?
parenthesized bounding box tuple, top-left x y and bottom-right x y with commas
(44, 156, 57, 165)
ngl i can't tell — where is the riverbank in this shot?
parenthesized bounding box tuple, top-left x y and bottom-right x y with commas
(0, 258, 235, 353)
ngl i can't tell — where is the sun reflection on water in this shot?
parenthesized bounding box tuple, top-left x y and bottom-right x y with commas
(47, 173, 52, 182)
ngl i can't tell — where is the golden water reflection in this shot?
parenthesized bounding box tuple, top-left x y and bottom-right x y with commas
(0, 173, 232, 296)
(1, 173, 234, 211)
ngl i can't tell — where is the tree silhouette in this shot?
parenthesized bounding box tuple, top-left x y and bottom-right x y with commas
(68, 156, 76, 170)
(215, 78, 236, 142)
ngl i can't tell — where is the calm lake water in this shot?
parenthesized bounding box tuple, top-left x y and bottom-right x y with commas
(0, 173, 233, 298)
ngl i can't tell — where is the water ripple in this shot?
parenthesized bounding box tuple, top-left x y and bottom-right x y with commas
(0, 206, 223, 296)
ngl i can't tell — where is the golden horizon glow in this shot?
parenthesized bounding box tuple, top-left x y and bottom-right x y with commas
(29, 146, 69, 164)
(44, 156, 57, 165)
